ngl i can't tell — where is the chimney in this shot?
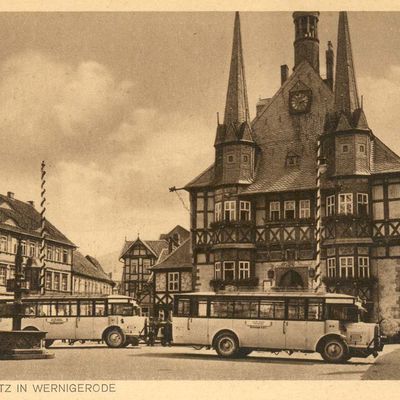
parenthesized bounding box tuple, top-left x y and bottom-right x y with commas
(28, 200, 35, 207)
(280, 64, 289, 85)
(168, 237, 173, 254)
(7, 192, 14, 199)
(326, 41, 334, 90)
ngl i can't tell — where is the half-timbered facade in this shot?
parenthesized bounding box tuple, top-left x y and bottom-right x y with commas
(184, 12, 400, 326)
(151, 238, 193, 319)
(119, 225, 190, 316)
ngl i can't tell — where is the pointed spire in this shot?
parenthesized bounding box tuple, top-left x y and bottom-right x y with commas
(223, 12, 250, 125)
(334, 11, 360, 116)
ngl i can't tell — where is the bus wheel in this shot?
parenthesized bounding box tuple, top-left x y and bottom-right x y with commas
(214, 333, 239, 358)
(238, 348, 253, 357)
(104, 328, 125, 348)
(44, 339, 54, 348)
(320, 338, 348, 363)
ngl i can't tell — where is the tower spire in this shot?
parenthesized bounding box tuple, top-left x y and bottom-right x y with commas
(223, 12, 250, 125)
(334, 11, 360, 116)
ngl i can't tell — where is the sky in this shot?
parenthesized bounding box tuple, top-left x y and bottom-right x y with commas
(1, 11, 400, 258)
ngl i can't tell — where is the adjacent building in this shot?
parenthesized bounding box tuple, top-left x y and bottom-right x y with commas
(151, 238, 193, 319)
(184, 12, 400, 326)
(119, 225, 189, 316)
(72, 252, 115, 295)
(0, 192, 75, 294)
(0, 191, 115, 296)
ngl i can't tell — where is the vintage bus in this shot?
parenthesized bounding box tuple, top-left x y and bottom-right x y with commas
(0, 294, 146, 348)
(171, 291, 384, 363)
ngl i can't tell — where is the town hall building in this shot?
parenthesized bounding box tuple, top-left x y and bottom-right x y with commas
(184, 12, 400, 327)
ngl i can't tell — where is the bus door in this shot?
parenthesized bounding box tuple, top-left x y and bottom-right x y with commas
(258, 300, 286, 349)
(305, 299, 325, 350)
(92, 301, 107, 338)
(185, 299, 209, 345)
(284, 299, 307, 350)
(76, 301, 94, 339)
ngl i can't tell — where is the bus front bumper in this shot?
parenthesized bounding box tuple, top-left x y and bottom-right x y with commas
(349, 336, 384, 358)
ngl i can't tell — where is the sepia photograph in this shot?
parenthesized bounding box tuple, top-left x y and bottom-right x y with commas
(1, 2, 400, 392)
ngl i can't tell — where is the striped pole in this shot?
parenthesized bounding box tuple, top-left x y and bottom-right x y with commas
(39, 161, 47, 294)
(314, 137, 322, 292)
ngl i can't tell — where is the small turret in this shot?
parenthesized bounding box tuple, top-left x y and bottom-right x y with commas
(292, 11, 320, 72)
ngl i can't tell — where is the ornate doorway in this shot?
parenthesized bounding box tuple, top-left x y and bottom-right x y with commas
(279, 269, 304, 289)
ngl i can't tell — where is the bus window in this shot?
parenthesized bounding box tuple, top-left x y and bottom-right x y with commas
(177, 299, 190, 317)
(209, 301, 234, 318)
(288, 299, 306, 320)
(94, 301, 106, 316)
(38, 303, 51, 316)
(110, 303, 134, 316)
(193, 300, 207, 317)
(80, 301, 94, 316)
(56, 302, 70, 316)
(260, 300, 285, 319)
(308, 300, 324, 321)
(22, 303, 37, 316)
(328, 305, 359, 322)
(70, 302, 78, 316)
(234, 300, 258, 319)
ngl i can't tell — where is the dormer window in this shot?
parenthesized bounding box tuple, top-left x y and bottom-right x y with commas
(286, 152, 300, 167)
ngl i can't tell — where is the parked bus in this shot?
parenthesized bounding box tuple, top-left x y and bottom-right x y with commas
(0, 294, 146, 348)
(171, 291, 384, 363)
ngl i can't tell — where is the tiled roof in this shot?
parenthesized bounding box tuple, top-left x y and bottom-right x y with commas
(151, 238, 192, 271)
(0, 193, 75, 247)
(372, 137, 400, 174)
(119, 238, 168, 259)
(73, 251, 114, 284)
(184, 164, 215, 189)
(243, 62, 334, 194)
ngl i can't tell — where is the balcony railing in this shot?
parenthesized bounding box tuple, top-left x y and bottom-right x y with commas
(209, 277, 259, 291)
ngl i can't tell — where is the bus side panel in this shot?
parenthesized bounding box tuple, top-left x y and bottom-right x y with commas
(0, 317, 12, 331)
(231, 319, 259, 348)
(306, 321, 326, 351)
(208, 319, 234, 345)
(172, 317, 209, 345)
(21, 317, 45, 332)
(93, 317, 109, 339)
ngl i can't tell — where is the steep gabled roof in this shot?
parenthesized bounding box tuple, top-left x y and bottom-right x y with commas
(150, 238, 192, 271)
(241, 61, 334, 194)
(73, 251, 115, 285)
(119, 238, 168, 259)
(0, 193, 75, 247)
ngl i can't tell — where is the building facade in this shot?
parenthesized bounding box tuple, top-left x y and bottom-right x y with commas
(151, 238, 193, 319)
(119, 225, 189, 316)
(184, 12, 400, 328)
(72, 252, 114, 295)
(0, 192, 75, 294)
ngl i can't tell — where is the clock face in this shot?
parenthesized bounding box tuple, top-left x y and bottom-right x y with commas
(289, 91, 311, 114)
